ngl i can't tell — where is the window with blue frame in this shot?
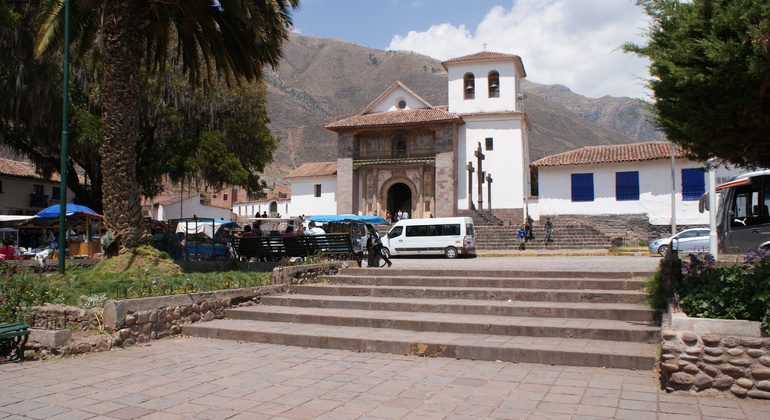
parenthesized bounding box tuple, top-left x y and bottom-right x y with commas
(616, 171, 639, 201)
(571, 173, 594, 202)
(681, 168, 705, 201)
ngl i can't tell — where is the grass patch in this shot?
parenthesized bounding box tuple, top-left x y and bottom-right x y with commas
(639, 269, 668, 310)
(609, 244, 649, 253)
(1, 246, 271, 322)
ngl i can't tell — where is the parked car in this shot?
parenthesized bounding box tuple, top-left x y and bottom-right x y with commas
(649, 228, 711, 256)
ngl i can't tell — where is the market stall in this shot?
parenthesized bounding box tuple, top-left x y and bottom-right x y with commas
(168, 218, 238, 261)
(35, 204, 104, 258)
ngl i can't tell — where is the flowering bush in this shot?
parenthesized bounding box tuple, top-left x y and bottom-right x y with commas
(679, 249, 770, 334)
(0, 261, 60, 323)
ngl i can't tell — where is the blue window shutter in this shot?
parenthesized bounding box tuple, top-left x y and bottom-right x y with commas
(616, 171, 640, 201)
(571, 173, 594, 202)
(681, 168, 705, 201)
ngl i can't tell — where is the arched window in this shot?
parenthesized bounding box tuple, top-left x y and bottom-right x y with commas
(488, 71, 500, 98)
(464, 73, 475, 99)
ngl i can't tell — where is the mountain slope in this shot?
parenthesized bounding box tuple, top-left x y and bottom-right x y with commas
(265, 33, 664, 181)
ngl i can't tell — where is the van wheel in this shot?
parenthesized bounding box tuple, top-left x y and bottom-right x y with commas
(444, 246, 458, 259)
(381, 248, 390, 259)
(658, 245, 668, 257)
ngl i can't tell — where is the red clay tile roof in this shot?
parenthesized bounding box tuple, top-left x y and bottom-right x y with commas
(531, 142, 688, 167)
(0, 158, 60, 181)
(442, 51, 527, 77)
(325, 108, 463, 132)
(286, 162, 338, 178)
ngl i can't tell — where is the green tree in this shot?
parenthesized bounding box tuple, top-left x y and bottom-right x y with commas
(35, 0, 299, 254)
(625, 0, 770, 167)
(1, 2, 276, 216)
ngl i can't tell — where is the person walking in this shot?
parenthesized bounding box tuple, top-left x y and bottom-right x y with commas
(366, 224, 391, 268)
(544, 217, 554, 246)
(524, 215, 534, 243)
(517, 225, 526, 251)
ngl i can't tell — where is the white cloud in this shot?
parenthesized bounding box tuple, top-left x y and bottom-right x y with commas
(387, 0, 651, 99)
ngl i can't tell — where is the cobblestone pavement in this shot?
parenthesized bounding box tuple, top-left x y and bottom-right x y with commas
(2, 337, 769, 419)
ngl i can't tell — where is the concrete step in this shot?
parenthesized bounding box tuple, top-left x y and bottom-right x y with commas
(258, 294, 657, 322)
(291, 284, 648, 304)
(184, 319, 657, 370)
(338, 268, 652, 279)
(323, 274, 646, 291)
(226, 305, 659, 343)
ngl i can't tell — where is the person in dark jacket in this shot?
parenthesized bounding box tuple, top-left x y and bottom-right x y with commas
(366, 224, 391, 268)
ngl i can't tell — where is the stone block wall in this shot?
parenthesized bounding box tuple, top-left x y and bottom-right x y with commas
(271, 261, 352, 285)
(661, 330, 770, 399)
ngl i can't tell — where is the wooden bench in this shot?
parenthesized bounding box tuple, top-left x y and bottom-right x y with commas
(0, 323, 30, 362)
(231, 233, 363, 266)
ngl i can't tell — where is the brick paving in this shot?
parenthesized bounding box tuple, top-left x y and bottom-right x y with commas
(2, 336, 769, 419)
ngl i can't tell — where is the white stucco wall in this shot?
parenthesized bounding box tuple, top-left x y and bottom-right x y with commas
(151, 196, 231, 221)
(456, 117, 528, 210)
(446, 61, 522, 114)
(234, 200, 291, 218)
(1, 177, 75, 215)
(532, 159, 739, 225)
(368, 86, 430, 113)
(289, 176, 338, 216)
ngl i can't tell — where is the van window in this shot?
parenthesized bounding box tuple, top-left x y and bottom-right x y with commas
(405, 224, 462, 237)
(388, 226, 403, 238)
(466, 223, 474, 236)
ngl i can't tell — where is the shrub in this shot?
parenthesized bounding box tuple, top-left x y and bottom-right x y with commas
(0, 261, 61, 323)
(678, 249, 770, 334)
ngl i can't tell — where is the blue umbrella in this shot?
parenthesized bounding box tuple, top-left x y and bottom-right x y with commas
(35, 203, 101, 219)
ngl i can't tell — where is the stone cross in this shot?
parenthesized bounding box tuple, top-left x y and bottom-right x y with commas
(475, 142, 485, 210)
(466, 161, 475, 210)
(486, 173, 493, 211)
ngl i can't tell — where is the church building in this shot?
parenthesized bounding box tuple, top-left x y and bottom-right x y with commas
(291, 51, 532, 220)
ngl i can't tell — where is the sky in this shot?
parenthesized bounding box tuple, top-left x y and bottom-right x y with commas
(291, 0, 652, 99)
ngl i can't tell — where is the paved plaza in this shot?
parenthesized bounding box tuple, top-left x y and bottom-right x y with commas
(1, 255, 768, 419)
(1, 336, 769, 419)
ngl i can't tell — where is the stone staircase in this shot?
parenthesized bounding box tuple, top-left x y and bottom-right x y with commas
(185, 268, 659, 370)
(457, 209, 505, 226)
(474, 224, 614, 251)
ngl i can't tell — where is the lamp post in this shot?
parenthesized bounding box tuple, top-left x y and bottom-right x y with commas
(58, 0, 71, 274)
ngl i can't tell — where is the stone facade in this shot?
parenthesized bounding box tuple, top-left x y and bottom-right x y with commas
(661, 330, 770, 399)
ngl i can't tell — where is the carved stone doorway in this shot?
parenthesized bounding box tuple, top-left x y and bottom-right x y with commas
(387, 183, 412, 217)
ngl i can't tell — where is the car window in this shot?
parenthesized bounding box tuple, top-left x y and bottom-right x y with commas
(678, 231, 697, 239)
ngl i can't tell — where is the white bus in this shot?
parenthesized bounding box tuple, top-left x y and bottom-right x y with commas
(381, 217, 476, 259)
(710, 170, 770, 254)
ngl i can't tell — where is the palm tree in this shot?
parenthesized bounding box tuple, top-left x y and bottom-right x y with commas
(35, 0, 299, 254)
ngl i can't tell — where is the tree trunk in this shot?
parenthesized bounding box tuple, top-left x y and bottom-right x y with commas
(100, 1, 149, 255)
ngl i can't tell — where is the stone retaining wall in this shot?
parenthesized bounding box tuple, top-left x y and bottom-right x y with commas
(271, 261, 353, 285)
(661, 330, 770, 399)
(22, 262, 344, 358)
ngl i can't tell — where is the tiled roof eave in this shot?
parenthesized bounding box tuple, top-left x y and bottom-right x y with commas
(326, 119, 462, 132)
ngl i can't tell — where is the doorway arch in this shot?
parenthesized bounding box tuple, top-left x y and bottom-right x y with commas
(387, 183, 412, 217)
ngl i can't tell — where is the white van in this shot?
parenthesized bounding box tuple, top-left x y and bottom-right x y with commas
(382, 217, 475, 259)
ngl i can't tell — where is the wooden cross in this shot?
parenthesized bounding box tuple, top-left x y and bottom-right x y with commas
(475, 142, 485, 210)
(466, 161, 475, 210)
(486, 173, 493, 210)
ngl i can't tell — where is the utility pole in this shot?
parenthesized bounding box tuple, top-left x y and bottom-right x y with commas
(58, 0, 72, 274)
